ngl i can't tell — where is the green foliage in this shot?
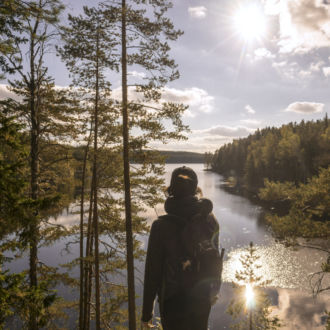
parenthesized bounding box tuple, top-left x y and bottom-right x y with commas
(0, 113, 27, 239)
(56, 1, 188, 326)
(0, 253, 58, 330)
(227, 243, 281, 330)
(259, 168, 330, 297)
(212, 117, 330, 191)
(2, 0, 188, 327)
(259, 167, 330, 242)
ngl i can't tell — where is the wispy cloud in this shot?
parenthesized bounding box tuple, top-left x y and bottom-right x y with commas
(196, 125, 255, 138)
(245, 105, 256, 114)
(322, 67, 330, 77)
(284, 101, 324, 114)
(188, 6, 207, 19)
(254, 48, 275, 60)
(128, 71, 146, 79)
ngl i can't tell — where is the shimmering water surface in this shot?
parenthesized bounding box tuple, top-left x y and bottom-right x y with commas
(7, 164, 330, 329)
(158, 164, 330, 329)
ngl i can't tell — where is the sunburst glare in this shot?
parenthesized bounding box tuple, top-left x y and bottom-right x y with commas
(233, 4, 266, 42)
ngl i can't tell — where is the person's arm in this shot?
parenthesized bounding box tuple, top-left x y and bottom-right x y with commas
(142, 220, 163, 323)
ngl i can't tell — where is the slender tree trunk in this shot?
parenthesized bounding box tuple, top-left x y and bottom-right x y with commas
(83, 172, 94, 330)
(29, 20, 39, 330)
(249, 309, 252, 330)
(92, 26, 101, 330)
(121, 1, 136, 329)
(86, 225, 94, 330)
(79, 140, 90, 329)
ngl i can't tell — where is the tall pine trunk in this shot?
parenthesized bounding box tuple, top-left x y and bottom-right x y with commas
(29, 20, 39, 330)
(92, 25, 101, 330)
(79, 139, 90, 329)
(121, 1, 136, 329)
(83, 172, 94, 330)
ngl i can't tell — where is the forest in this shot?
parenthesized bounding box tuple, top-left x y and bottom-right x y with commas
(0, 0, 188, 328)
(210, 117, 330, 192)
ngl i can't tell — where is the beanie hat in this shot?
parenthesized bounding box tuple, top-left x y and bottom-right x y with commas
(168, 166, 198, 197)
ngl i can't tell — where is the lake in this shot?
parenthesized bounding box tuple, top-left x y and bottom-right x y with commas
(6, 164, 330, 329)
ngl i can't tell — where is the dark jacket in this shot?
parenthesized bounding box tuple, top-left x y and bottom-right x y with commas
(141, 195, 219, 322)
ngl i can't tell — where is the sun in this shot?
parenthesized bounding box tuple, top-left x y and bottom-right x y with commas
(233, 4, 266, 42)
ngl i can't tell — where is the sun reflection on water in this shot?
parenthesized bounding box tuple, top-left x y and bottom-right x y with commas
(222, 242, 329, 290)
(245, 283, 255, 309)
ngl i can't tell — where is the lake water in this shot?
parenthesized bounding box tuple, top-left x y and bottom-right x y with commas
(7, 164, 330, 329)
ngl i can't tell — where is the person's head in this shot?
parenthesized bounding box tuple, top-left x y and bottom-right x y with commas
(167, 166, 199, 198)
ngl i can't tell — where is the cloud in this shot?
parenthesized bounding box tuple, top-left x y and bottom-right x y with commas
(153, 124, 255, 152)
(275, 0, 330, 53)
(0, 84, 17, 100)
(150, 138, 224, 153)
(0, 82, 214, 118)
(310, 61, 325, 72)
(128, 71, 146, 79)
(240, 119, 262, 126)
(196, 125, 255, 138)
(272, 61, 312, 81)
(322, 66, 330, 77)
(245, 105, 256, 114)
(284, 101, 324, 114)
(274, 288, 329, 330)
(254, 48, 275, 60)
(111, 85, 214, 114)
(161, 87, 214, 113)
(272, 61, 287, 68)
(188, 6, 207, 19)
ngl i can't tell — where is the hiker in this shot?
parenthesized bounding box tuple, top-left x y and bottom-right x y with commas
(141, 166, 221, 330)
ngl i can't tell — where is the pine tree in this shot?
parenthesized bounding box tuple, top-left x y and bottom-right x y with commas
(57, 6, 118, 328)
(227, 242, 281, 330)
(0, 1, 89, 327)
(58, 2, 187, 328)
(99, 2, 187, 327)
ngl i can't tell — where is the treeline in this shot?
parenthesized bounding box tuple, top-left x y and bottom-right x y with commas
(159, 151, 204, 163)
(211, 116, 330, 191)
(0, 0, 186, 329)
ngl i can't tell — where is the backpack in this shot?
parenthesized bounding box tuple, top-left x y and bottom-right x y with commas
(162, 211, 225, 304)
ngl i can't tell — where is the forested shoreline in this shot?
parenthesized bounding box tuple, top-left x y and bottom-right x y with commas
(210, 116, 330, 193)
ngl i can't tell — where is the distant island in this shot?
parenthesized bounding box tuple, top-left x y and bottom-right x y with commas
(159, 150, 204, 163)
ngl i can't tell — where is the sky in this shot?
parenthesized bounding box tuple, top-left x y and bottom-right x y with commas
(1, 0, 330, 152)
